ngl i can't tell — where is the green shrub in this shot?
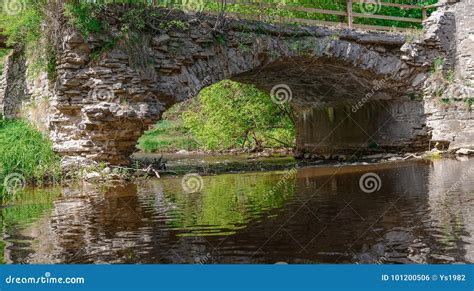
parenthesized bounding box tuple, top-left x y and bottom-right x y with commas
(63, 2, 103, 37)
(0, 1, 43, 46)
(0, 1, 55, 79)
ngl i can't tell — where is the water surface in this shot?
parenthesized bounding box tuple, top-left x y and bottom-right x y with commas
(1, 158, 473, 264)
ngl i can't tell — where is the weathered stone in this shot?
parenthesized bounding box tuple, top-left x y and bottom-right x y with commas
(152, 34, 171, 47)
(85, 171, 101, 180)
(0, 5, 472, 167)
(456, 148, 474, 155)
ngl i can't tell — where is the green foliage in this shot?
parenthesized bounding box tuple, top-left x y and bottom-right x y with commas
(63, 2, 103, 37)
(121, 9, 146, 31)
(26, 42, 57, 80)
(440, 97, 450, 104)
(0, 1, 58, 79)
(446, 69, 455, 83)
(214, 34, 226, 45)
(137, 120, 198, 152)
(159, 20, 189, 31)
(139, 80, 295, 152)
(182, 80, 295, 151)
(0, 0, 43, 46)
(89, 36, 120, 61)
(0, 119, 60, 197)
(431, 57, 445, 73)
(159, 171, 295, 236)
(46, 49, 57, 79)
(465, 97, 473, 111)
(205, 0, 439, 29)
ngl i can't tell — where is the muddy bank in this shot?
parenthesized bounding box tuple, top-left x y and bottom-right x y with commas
(132, 149, 472, 176)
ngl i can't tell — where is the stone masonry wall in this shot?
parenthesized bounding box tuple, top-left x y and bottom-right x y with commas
(423, 0, 474, 149)
(0, 48, 26, 118)
(1, 4, 472, 166)
(296, 101, 429, 158)
(47, 9, 427, 165)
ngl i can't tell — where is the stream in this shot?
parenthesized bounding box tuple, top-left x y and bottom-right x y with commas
(1, 156, 473, 264)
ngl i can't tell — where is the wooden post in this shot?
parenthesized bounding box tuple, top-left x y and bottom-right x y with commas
(422, 8, 427, 21)
(347, 0, 353, 29)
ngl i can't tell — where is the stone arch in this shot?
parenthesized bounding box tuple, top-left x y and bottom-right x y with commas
(45, 12, 431, 166)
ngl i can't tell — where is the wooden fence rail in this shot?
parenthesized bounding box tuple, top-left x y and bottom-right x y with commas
(201, 0, 441, 32)
(78, 0, 441, 32)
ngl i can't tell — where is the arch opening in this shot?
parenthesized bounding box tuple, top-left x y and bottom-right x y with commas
(135, 79, 296, 156)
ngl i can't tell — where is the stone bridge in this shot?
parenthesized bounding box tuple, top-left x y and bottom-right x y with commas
(1, 1, 473, 166)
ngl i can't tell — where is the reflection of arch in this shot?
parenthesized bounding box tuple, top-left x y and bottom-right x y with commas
(50, 12, 427, 165)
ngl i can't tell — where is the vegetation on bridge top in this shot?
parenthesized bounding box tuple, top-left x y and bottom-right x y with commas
(63, 0, 440, 30)
(0, 0, 440, 78)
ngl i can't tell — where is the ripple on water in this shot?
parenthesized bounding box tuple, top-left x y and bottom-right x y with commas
(1, 159, 473, 264)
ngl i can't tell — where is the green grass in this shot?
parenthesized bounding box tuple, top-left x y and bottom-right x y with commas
(137, 120, 198, 152)
(0, 119, 60, 198)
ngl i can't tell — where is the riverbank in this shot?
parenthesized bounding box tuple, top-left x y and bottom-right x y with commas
(130, 148, 474, 177)
(50, 148, 474, 185)
(1, 118, 473, 193)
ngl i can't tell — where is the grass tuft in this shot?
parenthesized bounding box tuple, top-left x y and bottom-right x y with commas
(0, 119, 60, 198)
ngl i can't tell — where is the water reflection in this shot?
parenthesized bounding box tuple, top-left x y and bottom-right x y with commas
(1, 159, 473, 264)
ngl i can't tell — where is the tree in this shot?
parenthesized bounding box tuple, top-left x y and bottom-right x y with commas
(182, 80, 295, 151)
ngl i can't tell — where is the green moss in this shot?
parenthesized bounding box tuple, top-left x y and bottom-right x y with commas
(431, 57, 444, 74)
(446, 69, 455, 83)
(214, 34, 226, 45)
(159, 20, 189, 31)
(440, 97, 451, 104)
(465, 97, 473, 111)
